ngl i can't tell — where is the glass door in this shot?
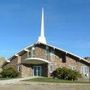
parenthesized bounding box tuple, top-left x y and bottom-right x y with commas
(33, 66, 42, 76)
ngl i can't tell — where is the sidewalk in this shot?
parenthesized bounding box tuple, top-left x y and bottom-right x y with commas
(0, 76, 36, 85)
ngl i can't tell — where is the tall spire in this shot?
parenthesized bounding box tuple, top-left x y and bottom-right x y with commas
(38, 8, 47, 44)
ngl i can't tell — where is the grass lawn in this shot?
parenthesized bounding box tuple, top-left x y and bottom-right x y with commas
(0, 78, 12, 80)
(25, 77, 90, 83)
(0, 77, 20, 80)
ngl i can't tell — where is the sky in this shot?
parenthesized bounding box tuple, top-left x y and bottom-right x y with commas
(0, 0, 90, 58)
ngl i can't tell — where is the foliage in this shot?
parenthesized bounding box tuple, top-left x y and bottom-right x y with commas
(51, 67, 82, 80)
(1, 67, 19, 78)
(25, 77, 90, 83)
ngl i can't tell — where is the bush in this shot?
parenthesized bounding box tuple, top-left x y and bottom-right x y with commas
(1, 67, 19, 78)
(51, 67, 81, 80)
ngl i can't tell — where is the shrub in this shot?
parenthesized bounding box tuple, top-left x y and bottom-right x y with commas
(51, 67, 81, 80)
(1, 67, 19, 78)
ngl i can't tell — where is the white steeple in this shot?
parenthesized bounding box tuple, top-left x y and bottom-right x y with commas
(38, 8, 47, 44)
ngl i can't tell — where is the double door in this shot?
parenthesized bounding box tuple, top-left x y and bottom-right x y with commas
(33, 66, 42, 76)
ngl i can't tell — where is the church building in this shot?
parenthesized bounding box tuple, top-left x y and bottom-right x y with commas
(6, 8, 90, 79)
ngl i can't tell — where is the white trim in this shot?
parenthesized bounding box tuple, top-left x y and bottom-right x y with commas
(24, 48, 29, 52)
(81, 66, 89, 77)
(8, 42, 90, 64)
(9, 44, 34, 60)
(24, 57, 51, 64)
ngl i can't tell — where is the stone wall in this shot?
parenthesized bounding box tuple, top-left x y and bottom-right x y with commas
(6, 44, 90, 79)
(21, 64, 33, 77)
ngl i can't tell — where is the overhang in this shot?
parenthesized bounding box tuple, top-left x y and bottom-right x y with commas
(22, 57, 51, 64)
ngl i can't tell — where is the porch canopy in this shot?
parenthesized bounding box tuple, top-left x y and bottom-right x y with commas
(22, 57, 51, 64)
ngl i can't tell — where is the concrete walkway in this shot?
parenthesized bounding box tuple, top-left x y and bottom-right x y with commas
(0, 77, 36, 85)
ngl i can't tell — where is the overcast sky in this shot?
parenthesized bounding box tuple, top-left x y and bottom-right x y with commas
(0, 0, 90, 58)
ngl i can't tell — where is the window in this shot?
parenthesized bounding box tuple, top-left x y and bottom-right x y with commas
(81, 66, 89, 77)
(69, 65, 76, 70)
(62, 54, 66, 63)
(71, 66, 76, 70)
(45, 46, 50, 59)
(50, 50, 55, 61)
(29, 52, 31, 57)
(49, 63, 54, 73)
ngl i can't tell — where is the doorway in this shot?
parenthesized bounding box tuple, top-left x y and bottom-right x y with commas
(33, 66, 42, 76)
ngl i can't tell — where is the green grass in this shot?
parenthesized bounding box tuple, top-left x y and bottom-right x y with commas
(0, 78, 12, 80)
(0, 77, 20, 80)
(25, 77, 90, 83)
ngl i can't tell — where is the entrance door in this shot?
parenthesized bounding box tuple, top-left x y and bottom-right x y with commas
(33, 66, 42, 76)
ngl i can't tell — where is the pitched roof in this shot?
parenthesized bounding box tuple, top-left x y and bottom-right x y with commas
(37, 43, 90, 64)
(9, 42, 90, 64)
